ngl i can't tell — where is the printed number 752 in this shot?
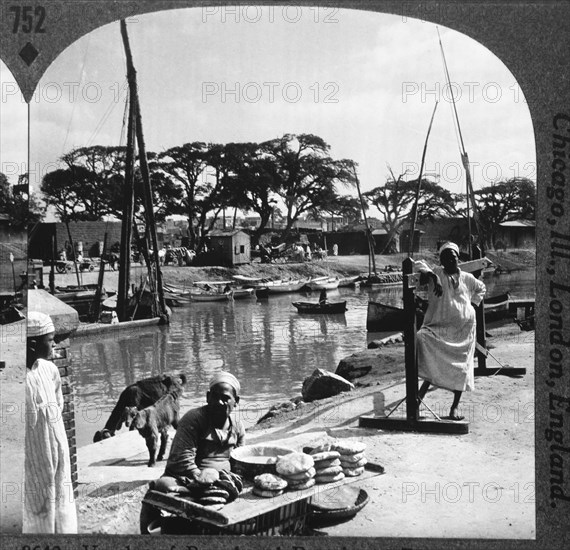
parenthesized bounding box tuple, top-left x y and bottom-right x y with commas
(9, 5, 46, 33)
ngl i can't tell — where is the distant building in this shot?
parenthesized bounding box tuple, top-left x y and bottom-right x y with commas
(495, 220, 535, 249)
(207, 229, 251, 266)
(28, 221, 166, 261)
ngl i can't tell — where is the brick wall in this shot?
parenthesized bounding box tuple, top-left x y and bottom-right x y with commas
(52, 338, 78, 496)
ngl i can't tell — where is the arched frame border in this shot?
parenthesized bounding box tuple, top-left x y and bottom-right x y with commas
(1, 1, 569, 547)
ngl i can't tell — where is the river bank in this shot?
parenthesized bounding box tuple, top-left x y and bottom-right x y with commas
(73, 318, 534, 538)
(51, 250, 535, 290)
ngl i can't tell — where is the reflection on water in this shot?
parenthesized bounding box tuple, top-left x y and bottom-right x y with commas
(71, 270, 535, 448)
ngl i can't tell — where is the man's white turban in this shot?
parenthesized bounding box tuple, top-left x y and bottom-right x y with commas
(27, 311, 55, 338)
(438, 241, 460, 256)
(209, 371, 241, 395)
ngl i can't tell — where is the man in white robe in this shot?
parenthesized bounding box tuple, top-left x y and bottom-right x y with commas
(415, 242, 486, 420)
(24, 312, 77, 533)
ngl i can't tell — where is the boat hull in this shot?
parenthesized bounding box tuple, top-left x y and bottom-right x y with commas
(366, 293, 511, 331)
(292, 301, 347, 314)
(307, 277, 340, 291)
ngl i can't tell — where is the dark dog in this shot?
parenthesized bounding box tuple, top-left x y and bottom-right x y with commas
(129, 384, 184, 467)
(93, 373, 186, 443)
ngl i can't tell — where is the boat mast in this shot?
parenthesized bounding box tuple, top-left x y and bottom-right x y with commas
(352, 163, 377, 276)
(407, 100, 438, 257)
(437, 27, 482, 258)
(120, 19, 169, 321)
(116, 88, 136, 322)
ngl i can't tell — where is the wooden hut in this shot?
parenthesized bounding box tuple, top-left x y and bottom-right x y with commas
(208, 229, 251, 266)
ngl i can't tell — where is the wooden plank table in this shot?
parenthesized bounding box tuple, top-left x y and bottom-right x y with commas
(143, 462, 384, 533)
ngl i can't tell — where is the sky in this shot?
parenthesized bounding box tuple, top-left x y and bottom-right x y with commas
(1, 6, 535, 218)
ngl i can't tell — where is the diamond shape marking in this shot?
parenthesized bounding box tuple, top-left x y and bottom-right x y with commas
(19, 42, 39, 66)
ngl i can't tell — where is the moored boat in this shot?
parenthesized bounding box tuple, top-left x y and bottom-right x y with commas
(366, 292, 510, 331)
(292, 300, 347, 314)
(306, 276, 340, 291)
(264, 278, 308, 294)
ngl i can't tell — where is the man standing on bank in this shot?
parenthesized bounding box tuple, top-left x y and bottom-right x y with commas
(415, 242, 486, 421)
(24, 312, 77, 534)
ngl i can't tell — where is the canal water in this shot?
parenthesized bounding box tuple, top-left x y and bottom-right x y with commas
(71, 270, 535, 448)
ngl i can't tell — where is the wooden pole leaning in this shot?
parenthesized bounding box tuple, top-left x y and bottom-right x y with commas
(359, 258, 469, 434)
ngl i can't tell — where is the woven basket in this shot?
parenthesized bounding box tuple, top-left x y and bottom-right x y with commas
(308, 488, 369, 523)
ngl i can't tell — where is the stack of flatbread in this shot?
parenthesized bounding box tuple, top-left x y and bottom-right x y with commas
(309, 448, 345, 484)
(193, 468, 244, 509)
(275, 452, 316, 491)
(332, 441, 367, 477)
(253, 473, 288, 498)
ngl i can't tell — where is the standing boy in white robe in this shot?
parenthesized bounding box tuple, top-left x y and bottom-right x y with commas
(415, 242, 486, 421)
(24, 312, 77, 533)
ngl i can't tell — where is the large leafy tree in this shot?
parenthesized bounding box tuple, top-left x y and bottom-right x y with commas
(364, 168, 456, 253)
(42, 146, 181, 224)
(260, 134, 357, 239)
(220, 142, 282, 241)
(154, 142, 210, 250)
(474, 177, 536, 248)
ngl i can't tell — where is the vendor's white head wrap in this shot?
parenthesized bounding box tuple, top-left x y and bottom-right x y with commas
(209, 371, 241, 395)
(27, 311, 55, 338)
(438, 241, 460, 256)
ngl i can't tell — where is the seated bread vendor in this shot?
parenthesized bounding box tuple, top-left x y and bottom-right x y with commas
(140, 372, 245, 534)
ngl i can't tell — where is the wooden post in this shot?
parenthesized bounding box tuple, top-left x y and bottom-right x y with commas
(49, 233, 56, 293)
(403, 257, 418, 422)
(91, 231, 108, 322)
(472, 244, 487, 370)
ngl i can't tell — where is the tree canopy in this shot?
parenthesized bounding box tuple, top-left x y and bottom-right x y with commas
(474, 177, 536, 248)
(0, 172, 44, 229)
(364, 168, 457, 253)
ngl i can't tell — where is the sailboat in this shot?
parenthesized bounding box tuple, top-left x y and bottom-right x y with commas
(84, 20, 169, 330)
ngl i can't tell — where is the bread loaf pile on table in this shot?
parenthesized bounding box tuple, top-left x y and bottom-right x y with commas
(309, 449, 345, 484)
(192, 468, 244, 509)
(252, 473, 289, 497)
(332, 441, 367, 477)
(275, 452, 316, 491)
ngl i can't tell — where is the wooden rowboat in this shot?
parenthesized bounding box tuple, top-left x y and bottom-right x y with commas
(292, 300, 347, 314)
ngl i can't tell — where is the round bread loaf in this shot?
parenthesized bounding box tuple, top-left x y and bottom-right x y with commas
(287, 477, 316, 491)
(214, 479, 239, 500)
(228, 471, 244, 492)
(309, 442, 333, 453)
(314, 471, 345, 484)
(276, 452, 314, 476)
(315, 464, 343, 476)
(340, 455, 367, 468)
(195, 468, 220, 486)
(199, 495, 227, 505)
(253, 486, 284, 498)
(285, 467, 316, 481)
(254, 473, 288, 491)
(310, 450, 340, 462)
(343, 466, 365, 477)
(314, 457, 341, 469)
(201, 488, 230, 500)
(332, 441, 366, 455)
(202, 503, 225, 511)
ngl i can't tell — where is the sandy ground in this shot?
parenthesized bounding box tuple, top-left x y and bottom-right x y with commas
(74, 321, 534, 539)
